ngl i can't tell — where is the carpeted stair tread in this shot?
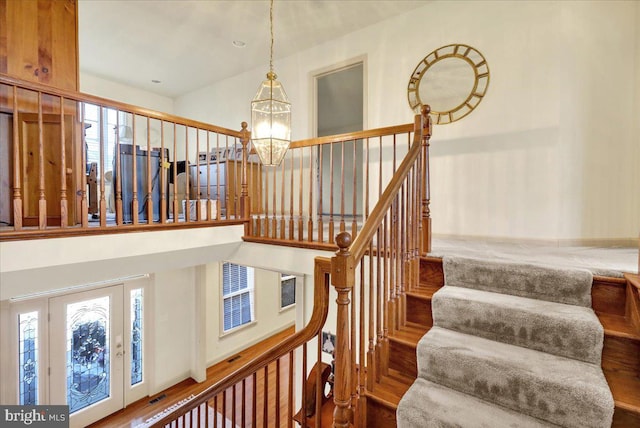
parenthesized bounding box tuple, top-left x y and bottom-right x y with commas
(397, 378, 556, 428)
(432, 285, 604, 364)
(418, 327, 614, 428)
(443, 256, 593, 307)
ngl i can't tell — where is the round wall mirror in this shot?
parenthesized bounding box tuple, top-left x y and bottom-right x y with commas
(407, 44, 490, 125)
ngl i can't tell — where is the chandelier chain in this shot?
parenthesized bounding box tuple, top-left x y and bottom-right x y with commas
(269, 0, 274, 74)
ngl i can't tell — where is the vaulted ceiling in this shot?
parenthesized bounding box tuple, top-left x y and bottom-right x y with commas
(78, 0, 428, 98)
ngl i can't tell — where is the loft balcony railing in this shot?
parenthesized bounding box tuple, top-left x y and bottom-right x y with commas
(0, 74, 258, 240)
(243, 123, 424, 251)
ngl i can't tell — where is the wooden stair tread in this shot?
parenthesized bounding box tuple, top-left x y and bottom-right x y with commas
(604, 369, 640, 413)
(367, 369, 414, 408)
(407, 283, 441, 299)
(599, 313, 640, 341)
(388, 323, 429, 346)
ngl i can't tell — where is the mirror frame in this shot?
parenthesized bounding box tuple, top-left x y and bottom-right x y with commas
(407, 43, 490, 125)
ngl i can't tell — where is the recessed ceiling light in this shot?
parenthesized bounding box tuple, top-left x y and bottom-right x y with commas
(151, 79, 161, 84)
(232, 40, 246, 48)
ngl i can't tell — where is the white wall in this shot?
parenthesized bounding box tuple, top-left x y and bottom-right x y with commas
(151, 267, 196, 392)
(174, 0, 640, 243)
(80, 72, 175, 114)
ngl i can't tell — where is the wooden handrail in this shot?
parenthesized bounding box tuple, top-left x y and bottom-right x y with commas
(329, 106, 431, 427)
(348, 112, 427, 262)
(149, 257, 332, 427)
(0, 73, 243, 137)
(290, 123, 414, 149)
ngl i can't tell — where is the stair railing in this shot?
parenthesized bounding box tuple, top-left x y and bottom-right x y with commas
(150, 257, 333, 427)
(0, 74, 255, 240)
(330, 107, 432, 427)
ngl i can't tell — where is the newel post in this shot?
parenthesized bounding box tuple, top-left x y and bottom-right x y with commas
(331, 232, 355, 428)
(240, 122, 252, 236)
(420, 105, 432, 255)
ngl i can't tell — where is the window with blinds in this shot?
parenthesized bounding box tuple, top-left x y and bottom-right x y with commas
(222, 263, 255, 332)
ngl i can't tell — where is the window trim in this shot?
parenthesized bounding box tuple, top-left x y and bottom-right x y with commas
(219, 263, 255, 336)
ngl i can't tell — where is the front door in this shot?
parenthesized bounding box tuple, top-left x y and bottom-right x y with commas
(49, 285, 124, 427)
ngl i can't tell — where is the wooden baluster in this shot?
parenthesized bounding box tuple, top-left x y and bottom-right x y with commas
(11, 86, 22, 230)
(205, 131, 211, 221)
(315, 332, 322, 428)
(171, 122, 178, 222)
(185, 126, 192, 222)
(99, 107, 107, 227)
(329, 143, 335, 243)
(213, 395, 218, 426)
(241, 378, 247, 428)
(276, 358, 281, 427)
(381, 212, 390, 376)
(252, 372, 257, 428)
(58, 96, 68, 228)
(289, 153, 294, 240)
(145, 118, 153, 224)
(361, 254, 368, 411)
(263, 366, 268, 427)
(222, 389, 227, 426)
(297, 150, 303, 241)
(232, 384, 237, 428)
(265, 165, 270, 237)
(307, 146, 313, 242)
(331, 232, 354, 428)
(36, 92, 46, 229)
(367, 240, 375, 388)
(272, 162, 277, 238)
(420, 105, 432, 254)
(194, 127, 202, 221)
(399, 181, 406, 329)
(80, 104, 89, 228)
(240, 123, 251, 231)
(287, 351, 294, 428)
(115, 114, 123, 225)
(351, 139, 357, 238)
(131, 117, 139, 224)
(216, 133, 221, 221)
(302, 342, 307, 428)
(318, 146, 323, 242)
(160, 121, 167, 224)
(351, 253, 358, 421)
(340, 141, 346, 233)
(375, 225, 383, 382)
(391, 198, 398, 334)
(280, 155, 286, 239)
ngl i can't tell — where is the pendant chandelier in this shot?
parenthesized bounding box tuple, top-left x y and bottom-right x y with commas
(251, 0, 291, 167)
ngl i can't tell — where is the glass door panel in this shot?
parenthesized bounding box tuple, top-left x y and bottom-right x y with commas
(66, 296, 110, 413)
(50, 285, 123, 427)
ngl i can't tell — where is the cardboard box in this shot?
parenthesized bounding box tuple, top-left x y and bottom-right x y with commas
(182, 199, 217, 220)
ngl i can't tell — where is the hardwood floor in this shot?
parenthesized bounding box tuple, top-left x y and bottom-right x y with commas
(89, 326, 296, 428)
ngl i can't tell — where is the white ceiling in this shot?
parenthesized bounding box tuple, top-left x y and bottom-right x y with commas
(78, 0, 429, 98)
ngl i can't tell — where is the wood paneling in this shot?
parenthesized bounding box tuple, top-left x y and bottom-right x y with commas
(0, 112, 11, 225)
(0, 0, 78, 91)
(18, 112, 77, 226)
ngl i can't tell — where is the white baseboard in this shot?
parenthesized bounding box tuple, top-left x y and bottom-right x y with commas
(432, 234, 639, 249)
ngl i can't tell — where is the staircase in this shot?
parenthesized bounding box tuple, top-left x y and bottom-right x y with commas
(364, 257, 640, 427)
